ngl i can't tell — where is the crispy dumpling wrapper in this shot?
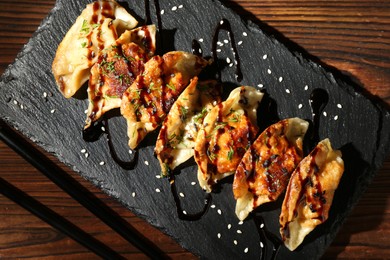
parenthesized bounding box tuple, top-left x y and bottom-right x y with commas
(155, 78, 221, 177)
(121, 51, 209, 149)
(52, 0, 138, 98)
(85, 25, 156, 129)
(279, 138, 344, 251)
(233, 118, 309, 221)
(194, 86, 263, 192)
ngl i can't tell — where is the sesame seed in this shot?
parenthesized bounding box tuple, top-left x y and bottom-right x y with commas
(156, 175, 161, 179)
(260, 241, 264, 248)
(279, 76, 283, 82)
(211, 204, 216, 208)
(220, 20, 224, 25)
(199, 38, 204, 42)
(191, 182, 196, 186)
(286, 89, 291, 94)
(224, 39, 229, 44)
(216, 49, 221, 52)
(178, 4, 183, 8)
(262, 54, 268, 60)
(304, 85, 309, 91)
(337, 104, 343, 109)
(242, 32, 248, 36)
(323, 111, 327, 117)
(298, 104, 303, 109)
(85, 153, 89, 158)
(267, 69, 272, 74)
(50, 109, 56, 114)
(13, 100, 18, 105)
(155, 188, 161, 193)
(226, 57, 231, 63)
(129, 150, 133, 154)
(99, 161, 105, 165)
(183, 210, 187, 215)
(101, 126, 105, 132)
(238, 221, 243, 225)
(144, 160, 149, 166)
(244, 248, 249, 253)
(258, 84, 264, 88)
(217, 41, 223, 46)
(217, 209, 222, 215)
(84, 109, 88, 114)
(20, 104, 24, 109)
(237, 230, 242, 234)
(43, 92, 48, 98)
(81, 149, 86, 153)
(334, 115, 339, 120)
(160, 9, 165, 15)
(171, 6, 177, 11)
(228, 224, 232, 229)
(233, 240, 238, 245)
(179, 192, 185, 198)
(237, 41, 243, 45)
(229, 63, 233, 67)
(217, 233, 221, 239)
(132, 192, 136, 197)
(260, 223, 264, 229)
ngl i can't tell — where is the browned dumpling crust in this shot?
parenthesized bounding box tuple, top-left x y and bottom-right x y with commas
(194, 86, 263, 192)
(279, 138, 344, 251)
(85, 25, 156, 129)
(155, 78, 221, 177)
(52, 0, 138, 98)
(233, 118, 309, 221)
(121, 51, 209, 149)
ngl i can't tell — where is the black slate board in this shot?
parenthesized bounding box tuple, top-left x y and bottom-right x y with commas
(1, 0, 390, 259)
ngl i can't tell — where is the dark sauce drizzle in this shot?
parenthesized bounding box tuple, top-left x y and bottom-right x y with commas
(309, 88, 329, 146)
(82, 118, 138, 170)
(168, 171, 211, 221)
(104, 119, 138, 170)
(212, 19, 243, 82)
(254, 215, 282, 260)
(192, 39, 203, 57)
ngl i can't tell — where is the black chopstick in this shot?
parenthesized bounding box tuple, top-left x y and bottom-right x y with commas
(0, 121, 167, 259)
(0, 177, 123, 259)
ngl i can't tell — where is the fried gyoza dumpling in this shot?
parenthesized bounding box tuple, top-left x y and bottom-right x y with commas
(233, 118, 309, 221)
(194, 86, 263, 192)
(52, 0, 138, 98)
(279, 138, 344, 251)
(121, 51, 209, 149)
(85, 25, 156, 129)
(155, 78, 221, 177)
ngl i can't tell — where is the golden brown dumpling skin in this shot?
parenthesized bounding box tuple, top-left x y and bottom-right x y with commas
(52, 0, 138, 98)
(279, 138, 344, 251)
(233, 118, 309, 221)
(121, 51, 209, 149)
(85, 25, 156, 129)
(194, 86, 263, 192)
(155, 78, 221, 177)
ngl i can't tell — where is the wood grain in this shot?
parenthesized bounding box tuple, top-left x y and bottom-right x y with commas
(0, 0, 389, 259)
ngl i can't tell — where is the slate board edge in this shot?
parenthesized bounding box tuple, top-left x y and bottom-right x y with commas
(1, 0, 390, 258)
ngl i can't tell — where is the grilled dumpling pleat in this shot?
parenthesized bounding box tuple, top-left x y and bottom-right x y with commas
(85, 25, 156, 129)
(194, 86, 263, 192)
(233, 118, 309, 221)
(52, 0, 138, 98)
(121, 51, 209, 149)
(155, 78, 221, 177)
(279, 138, 344, 251)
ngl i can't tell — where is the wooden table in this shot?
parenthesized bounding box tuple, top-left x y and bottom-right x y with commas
(1, 0, 389, 258)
